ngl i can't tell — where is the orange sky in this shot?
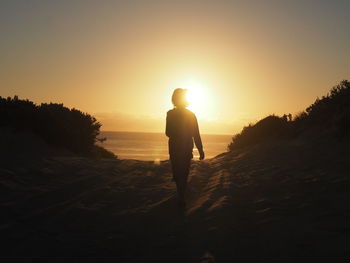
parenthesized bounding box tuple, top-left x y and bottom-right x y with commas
(1, 1, 349, 134)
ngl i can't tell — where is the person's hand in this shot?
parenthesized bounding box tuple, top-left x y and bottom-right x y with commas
(199, 150, 205, 160)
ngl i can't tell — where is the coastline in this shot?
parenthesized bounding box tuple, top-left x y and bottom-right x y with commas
(97, 131, 232, 161)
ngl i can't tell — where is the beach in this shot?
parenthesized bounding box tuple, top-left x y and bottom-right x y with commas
(1, 134, 349, 262)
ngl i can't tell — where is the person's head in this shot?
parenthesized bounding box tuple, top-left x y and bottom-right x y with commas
(171, 88, 189, 108)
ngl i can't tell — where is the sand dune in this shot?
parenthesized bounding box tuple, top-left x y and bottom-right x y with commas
(1, 136, 350, 262)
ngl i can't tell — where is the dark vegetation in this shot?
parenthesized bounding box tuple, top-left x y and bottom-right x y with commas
(228, 80, 350, 150)
(0, 96, 116, 159)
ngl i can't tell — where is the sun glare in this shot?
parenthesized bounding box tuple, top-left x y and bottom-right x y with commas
(185, 83, 203, 108)
(177, 80, 212, 118)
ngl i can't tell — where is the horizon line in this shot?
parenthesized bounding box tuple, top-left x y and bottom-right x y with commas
(100, 130, 233, 136)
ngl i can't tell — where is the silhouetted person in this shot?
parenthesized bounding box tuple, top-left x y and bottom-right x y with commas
(166, 88, 205, 208)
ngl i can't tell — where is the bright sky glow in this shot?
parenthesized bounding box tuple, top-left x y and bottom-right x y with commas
(1, 0, 349, 134)
(178, 80, 214, 119)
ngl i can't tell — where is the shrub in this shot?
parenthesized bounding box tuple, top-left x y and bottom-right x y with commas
(89, 145, 117, 159)
(228, 115, 289, 150)
(300, 80, 350, 129)
(0, 96, 115, 158)
(228, 80, 350, 151)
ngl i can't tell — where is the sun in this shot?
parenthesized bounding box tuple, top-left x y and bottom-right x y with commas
(186, 83, 203, 108)
(172, 78, 217, 119)
(178, 80, 208, 117)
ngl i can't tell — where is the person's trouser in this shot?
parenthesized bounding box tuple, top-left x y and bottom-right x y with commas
(170, 157, 191, 201)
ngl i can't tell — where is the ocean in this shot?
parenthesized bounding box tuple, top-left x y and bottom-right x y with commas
(98, 131, 232, 161)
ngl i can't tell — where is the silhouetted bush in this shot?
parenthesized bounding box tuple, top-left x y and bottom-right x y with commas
(0, 96, 116, 158)
(90, 145, 116, 159)
(228, 80, 350, 151)
(228, 115, 290, 150)
(295, 80, 350, 138)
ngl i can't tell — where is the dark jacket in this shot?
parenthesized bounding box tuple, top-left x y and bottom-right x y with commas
(166, 107, 203, 160)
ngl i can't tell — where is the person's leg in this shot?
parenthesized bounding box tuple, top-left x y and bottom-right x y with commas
(171, 158, 182, 199)
(175, 158, 191, 206)
(180, 158, 191, 198)
(171, 157, 192, 206)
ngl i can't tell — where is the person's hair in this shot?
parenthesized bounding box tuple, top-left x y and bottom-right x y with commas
(171, 88, 189, 107)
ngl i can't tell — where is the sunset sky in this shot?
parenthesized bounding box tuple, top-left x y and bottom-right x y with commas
(1, 0, 349, 134)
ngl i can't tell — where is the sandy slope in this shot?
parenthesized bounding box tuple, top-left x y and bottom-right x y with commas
(1, 137, 350, 262)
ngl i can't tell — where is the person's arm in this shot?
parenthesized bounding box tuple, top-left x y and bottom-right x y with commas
(165, 111, 171, 137)
(193, 114, 205, 160)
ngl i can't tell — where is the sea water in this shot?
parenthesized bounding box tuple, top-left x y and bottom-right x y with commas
(98, 131, 232, 161)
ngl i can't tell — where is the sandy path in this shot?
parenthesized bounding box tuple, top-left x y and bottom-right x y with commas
(1, 139, 350, 262)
